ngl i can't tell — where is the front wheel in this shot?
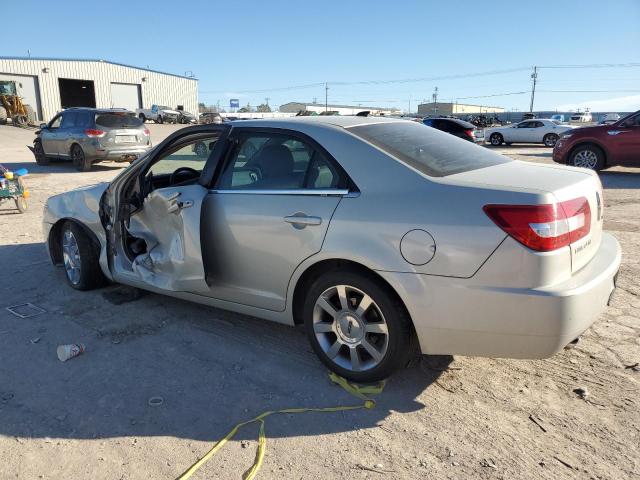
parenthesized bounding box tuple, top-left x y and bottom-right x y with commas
(157, 115, 164, 124)
(139, 113, 146, 123)
(570, 145, 605, 171)
(60, 221, 106, 290)
(543, 133, 559, 147)
(303, 270, 414, 382)
(34, 140, 49, 165)
(489, 133, 503, 146)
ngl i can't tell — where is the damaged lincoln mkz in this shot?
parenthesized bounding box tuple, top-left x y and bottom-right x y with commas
(43, 117, 621, 382)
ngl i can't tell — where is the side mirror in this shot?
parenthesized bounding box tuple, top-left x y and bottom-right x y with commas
(39, 123, 47, 130)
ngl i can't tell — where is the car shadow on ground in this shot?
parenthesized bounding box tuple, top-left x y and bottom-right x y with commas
(0, 160, 126, 174)
(599, 171, 640, 189)
(0, 242, 447, 444)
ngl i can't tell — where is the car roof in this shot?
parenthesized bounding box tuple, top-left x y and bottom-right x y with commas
(228, 115, 405, 129)
(63, 107, 134, 114)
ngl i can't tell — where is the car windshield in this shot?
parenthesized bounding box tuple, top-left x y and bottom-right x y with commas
(349, 121, 509, 177)
(95, 113, 143, 128)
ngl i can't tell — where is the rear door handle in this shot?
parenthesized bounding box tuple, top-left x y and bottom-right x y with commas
(284, 214, 322, 228)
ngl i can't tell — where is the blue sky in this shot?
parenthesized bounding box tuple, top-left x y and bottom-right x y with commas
(3, 0, 640, 112)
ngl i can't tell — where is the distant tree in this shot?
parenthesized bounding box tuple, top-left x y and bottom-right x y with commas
(238, 103, 253, 113)
(257, 103, 272, 113)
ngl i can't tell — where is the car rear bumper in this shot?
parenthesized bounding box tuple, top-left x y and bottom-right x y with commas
(89, 145, 151, 162)
(378, 232, 621, 358)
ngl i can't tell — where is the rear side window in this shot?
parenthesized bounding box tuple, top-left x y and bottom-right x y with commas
(61, 111, 78, 128)
(95, 113, 143, 128)
(349, 122, 508, 177)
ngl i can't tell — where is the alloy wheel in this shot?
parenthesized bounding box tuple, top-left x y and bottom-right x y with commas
(544, 134, 558, 147)
(62, 229, 81, 285)
(312, 284, 389, 372)
(573, 150, 598, 169)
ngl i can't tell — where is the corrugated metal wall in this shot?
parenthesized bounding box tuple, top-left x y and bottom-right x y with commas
(0, 58, 198, 121)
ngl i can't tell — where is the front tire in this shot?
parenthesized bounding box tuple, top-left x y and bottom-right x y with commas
(156, 115, 164, 124)
(34, 140, 50, 165)
(543, 133, 559, 147)
(303, 270, 414, 382)
(570, 144, 605, 171)
(139, 113, 146, 123)
(71, 144, 91, 172)
(489, 133, 503, 146)
(60, 221, 106, 290)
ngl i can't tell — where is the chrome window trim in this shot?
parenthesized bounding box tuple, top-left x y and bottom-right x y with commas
(209, 188, 351, 197)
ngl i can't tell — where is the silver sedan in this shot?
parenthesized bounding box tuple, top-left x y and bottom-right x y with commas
(43, 117, 621, 382)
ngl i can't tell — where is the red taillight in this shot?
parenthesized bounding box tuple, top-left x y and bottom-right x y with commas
(483, 197, 591, 252)
(464, 129, 475, 138)
(143, 128, 150, 136)
(85, 129, 105, 137)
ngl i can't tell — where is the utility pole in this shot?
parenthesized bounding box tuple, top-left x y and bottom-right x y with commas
(265, 97, 270, 108)
(325, 83, 329, 112)
(432, 86, 438, 115)
(529, 66, 538, 113)
(408, 94, 412, 114)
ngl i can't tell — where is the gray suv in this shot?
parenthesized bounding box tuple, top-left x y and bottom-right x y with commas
(33, 108, 152, 171)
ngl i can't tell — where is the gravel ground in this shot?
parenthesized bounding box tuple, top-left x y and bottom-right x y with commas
(0, 123, 638, 480)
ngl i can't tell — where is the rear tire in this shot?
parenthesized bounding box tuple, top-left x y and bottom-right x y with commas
(34, 140, 50, 165)
(303, 269, 414, 382)
(139, 113, 146, 123)
(489, 133, 503, 146)
(543, 133, 559, 147)
(71, 144, 91, 172)
(570, 144, 605, 171)
(60, 221, 106, 290)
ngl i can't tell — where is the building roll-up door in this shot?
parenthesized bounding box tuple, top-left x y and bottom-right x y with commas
(110, 82, 142, 111)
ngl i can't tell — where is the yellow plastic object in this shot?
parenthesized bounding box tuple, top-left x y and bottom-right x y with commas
(22, 190, 30, 199)
(4, 171, 13, 180)
(176, 372, 385, 480)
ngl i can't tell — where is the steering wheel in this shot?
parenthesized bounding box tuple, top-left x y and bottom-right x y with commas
(169, 166, 200, 186)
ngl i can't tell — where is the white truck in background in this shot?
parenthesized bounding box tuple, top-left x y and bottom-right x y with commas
(135, 104, 180, 124)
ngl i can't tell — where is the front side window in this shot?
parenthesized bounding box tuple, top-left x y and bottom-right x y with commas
(218, 132, 346, 190)
(148, 134, 219, 177)
(349, 121, 508, 177)
(517, 121, 532, 128)
(49, 115, 62, 129)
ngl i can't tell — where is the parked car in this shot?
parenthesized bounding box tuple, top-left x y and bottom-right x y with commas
(485, 119, 575, 147)
(136, 104, 180, 124)
(553, 109, 640, 171)
(33, 108, 151, 171)
(600, 113, 620, 125)
(423, 117, 484, 143)
(199, 112, 224, 124)
(43, 117, 620, 381)
(570, 111, 593, 123)
(177, 111, 198, 124)
(522, 113, 537, 120)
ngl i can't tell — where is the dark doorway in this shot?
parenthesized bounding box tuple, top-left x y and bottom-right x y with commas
(58, 78, 96, 109)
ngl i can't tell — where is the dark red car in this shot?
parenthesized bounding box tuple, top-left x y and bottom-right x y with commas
(553, 110, 640, 171)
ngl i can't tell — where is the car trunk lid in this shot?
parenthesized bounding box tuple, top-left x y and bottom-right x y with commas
(440, 160, 603, 274)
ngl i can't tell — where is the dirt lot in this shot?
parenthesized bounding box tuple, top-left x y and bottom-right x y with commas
(0, 123, 638, 480)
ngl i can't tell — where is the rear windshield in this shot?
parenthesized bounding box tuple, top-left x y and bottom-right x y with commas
(95, 113, 143, 128)
(349, 122, 508, 177)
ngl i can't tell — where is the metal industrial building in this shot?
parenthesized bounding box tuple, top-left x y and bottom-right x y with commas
(280, 102, 398, 116)
(0, 57, 198, 122)
(418, 102, 504, 116)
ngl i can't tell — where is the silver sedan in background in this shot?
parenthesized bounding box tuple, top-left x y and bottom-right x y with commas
(43, 117, 620, 381)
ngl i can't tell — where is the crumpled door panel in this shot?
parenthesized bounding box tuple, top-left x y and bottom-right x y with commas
(127, 185, 208, 293)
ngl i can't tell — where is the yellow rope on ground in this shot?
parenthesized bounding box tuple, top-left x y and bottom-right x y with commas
(176, 372, 385, 480)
